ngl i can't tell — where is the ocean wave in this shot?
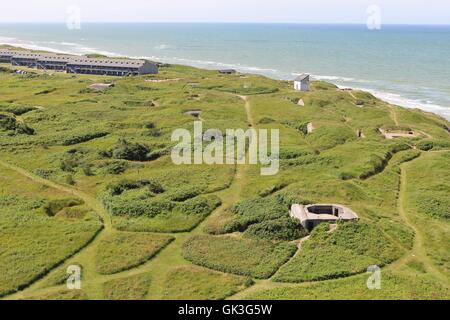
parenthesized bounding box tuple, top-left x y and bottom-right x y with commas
(0, 36, 448, 120)
(154, 44, 173, 50)
(354, 86, 450, 120)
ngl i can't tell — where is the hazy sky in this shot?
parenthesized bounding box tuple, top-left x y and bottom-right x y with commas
(1, 0, 449, 24)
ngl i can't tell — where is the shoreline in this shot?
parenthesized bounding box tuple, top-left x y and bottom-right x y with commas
(1, 41, 449, 122)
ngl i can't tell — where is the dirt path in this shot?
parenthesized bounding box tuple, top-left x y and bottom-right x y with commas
(389, 106, 399, 126)
(0, 159, 117, 299)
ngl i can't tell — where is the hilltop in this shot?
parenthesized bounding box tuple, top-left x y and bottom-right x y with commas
(0, 47, 449, 300)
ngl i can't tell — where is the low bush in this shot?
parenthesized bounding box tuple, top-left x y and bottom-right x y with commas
(244, 217, 308, 241)
(161, 266, 252, 300)
(42, 198, 84, 217)
(111, 139, 151, 161)
(103, 273, 151, 300)
(182, 235, 297, 279)
(62, 131, 109, 146)
(95, 232, 174, 274)
(273, 222, 402, 282)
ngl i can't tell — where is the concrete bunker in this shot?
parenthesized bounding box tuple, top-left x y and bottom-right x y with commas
(290, 204, 359, 230)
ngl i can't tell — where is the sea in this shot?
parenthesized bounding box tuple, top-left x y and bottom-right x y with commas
(0, 23, 449, 120)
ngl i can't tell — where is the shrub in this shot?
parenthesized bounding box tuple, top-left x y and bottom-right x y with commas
(95, 232, 174, 274)
(42, 198, 84, 216)
(111, 139, 151, 161)
(258, 182, 288, 197)
(225, 197, 289, 233)
(62, 131, 109, 146)
(182, 235, 297, 278)
(0, 105, 37, 116)
(101, 160, 129, 175)
(65, 175, 76, 185)
(165, 185, 201, 202)
(273, 223, 402, 283)
(177, 195, 221, 215)
(244, 217, 308, 241)
(0, 114, 17, 131)
(258, 117, 275, 124)
(417, 140, 434, 151)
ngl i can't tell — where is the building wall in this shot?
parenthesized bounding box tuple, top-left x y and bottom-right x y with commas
(294, 80, 310, 91)
(139, 62, 159, 75)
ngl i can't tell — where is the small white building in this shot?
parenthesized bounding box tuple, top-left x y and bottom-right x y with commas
(294, 74, 310, 91)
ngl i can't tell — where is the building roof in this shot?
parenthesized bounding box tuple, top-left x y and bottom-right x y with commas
(219, 69, 237, 73)
(67, 58, 147, 68)
(295, 74, 310, 82)
(4, 50, 150, 68)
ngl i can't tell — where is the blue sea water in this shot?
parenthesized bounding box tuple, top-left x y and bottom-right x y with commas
(0, 23, 449, 119)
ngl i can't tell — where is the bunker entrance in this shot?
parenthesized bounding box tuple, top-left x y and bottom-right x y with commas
(307, 205, 341, 217)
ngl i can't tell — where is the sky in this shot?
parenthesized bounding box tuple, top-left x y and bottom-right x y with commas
(1, 0, 449, 24)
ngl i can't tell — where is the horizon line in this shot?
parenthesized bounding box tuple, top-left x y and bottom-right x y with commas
(0, 21, 449, 26)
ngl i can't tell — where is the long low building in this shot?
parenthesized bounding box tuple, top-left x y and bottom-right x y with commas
(0, 50, 158, 76)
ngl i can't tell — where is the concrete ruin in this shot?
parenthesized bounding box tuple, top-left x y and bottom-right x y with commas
(290, 204, 359, 230)
(379, 128, 417, 139)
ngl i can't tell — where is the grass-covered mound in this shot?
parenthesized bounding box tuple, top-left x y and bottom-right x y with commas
(22, 288, 88, 300)
(95, 232, 174, 275)
(0, 195, 101, 297)
(407, 152, 450, 220)
(182, 235, 297, 279)
(103, 273, 152, 300)
(273, 222, 402, 283)
(403, 152, 450, 276)
(101, 179, 222, 232)
(0, 113, 34, 135)
(37, 262, 84, 288)
(243, 269, 450, 300)
(161, 266, 252, 300)
(218, 194, 309, 241)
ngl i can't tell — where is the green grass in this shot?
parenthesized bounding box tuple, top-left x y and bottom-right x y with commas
(242, 269, 450, 300)
(182, 235, 297, 279)
(22, 289, 88, 300)
(0, 167, 102, 297)
(161, 266, 252, 300)
(95, 232, 174, 274)
(0, 48, 449, 300)
(273, 223, 403, 283)
(103, 273, 152, 300)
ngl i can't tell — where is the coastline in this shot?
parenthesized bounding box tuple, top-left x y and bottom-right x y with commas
(1, 41, 449, 122)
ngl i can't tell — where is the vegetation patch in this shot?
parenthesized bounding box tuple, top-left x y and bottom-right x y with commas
(103, 273, 152, 300)
(223, 194, 308, 240)
(95, 232, 174, 274)
(23, 289, 88, 300)
(162, 266, 252, 300)
(182, 235, 297, 279)
(101, 179, 221, 232)
(273, 223, 402, 283)
(42, 198, 84, 217)
(243, 270, 449, 300)
(0, 195, 101, 297)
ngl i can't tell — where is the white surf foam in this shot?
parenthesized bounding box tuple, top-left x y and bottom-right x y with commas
(1, 37, 449, 120)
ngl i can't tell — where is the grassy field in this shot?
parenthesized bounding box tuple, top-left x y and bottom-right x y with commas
(0, 45, 449, 300)
(95, 232, 174, 274)
(103, 273, 152, 300)
(161, 266, 252, 300)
